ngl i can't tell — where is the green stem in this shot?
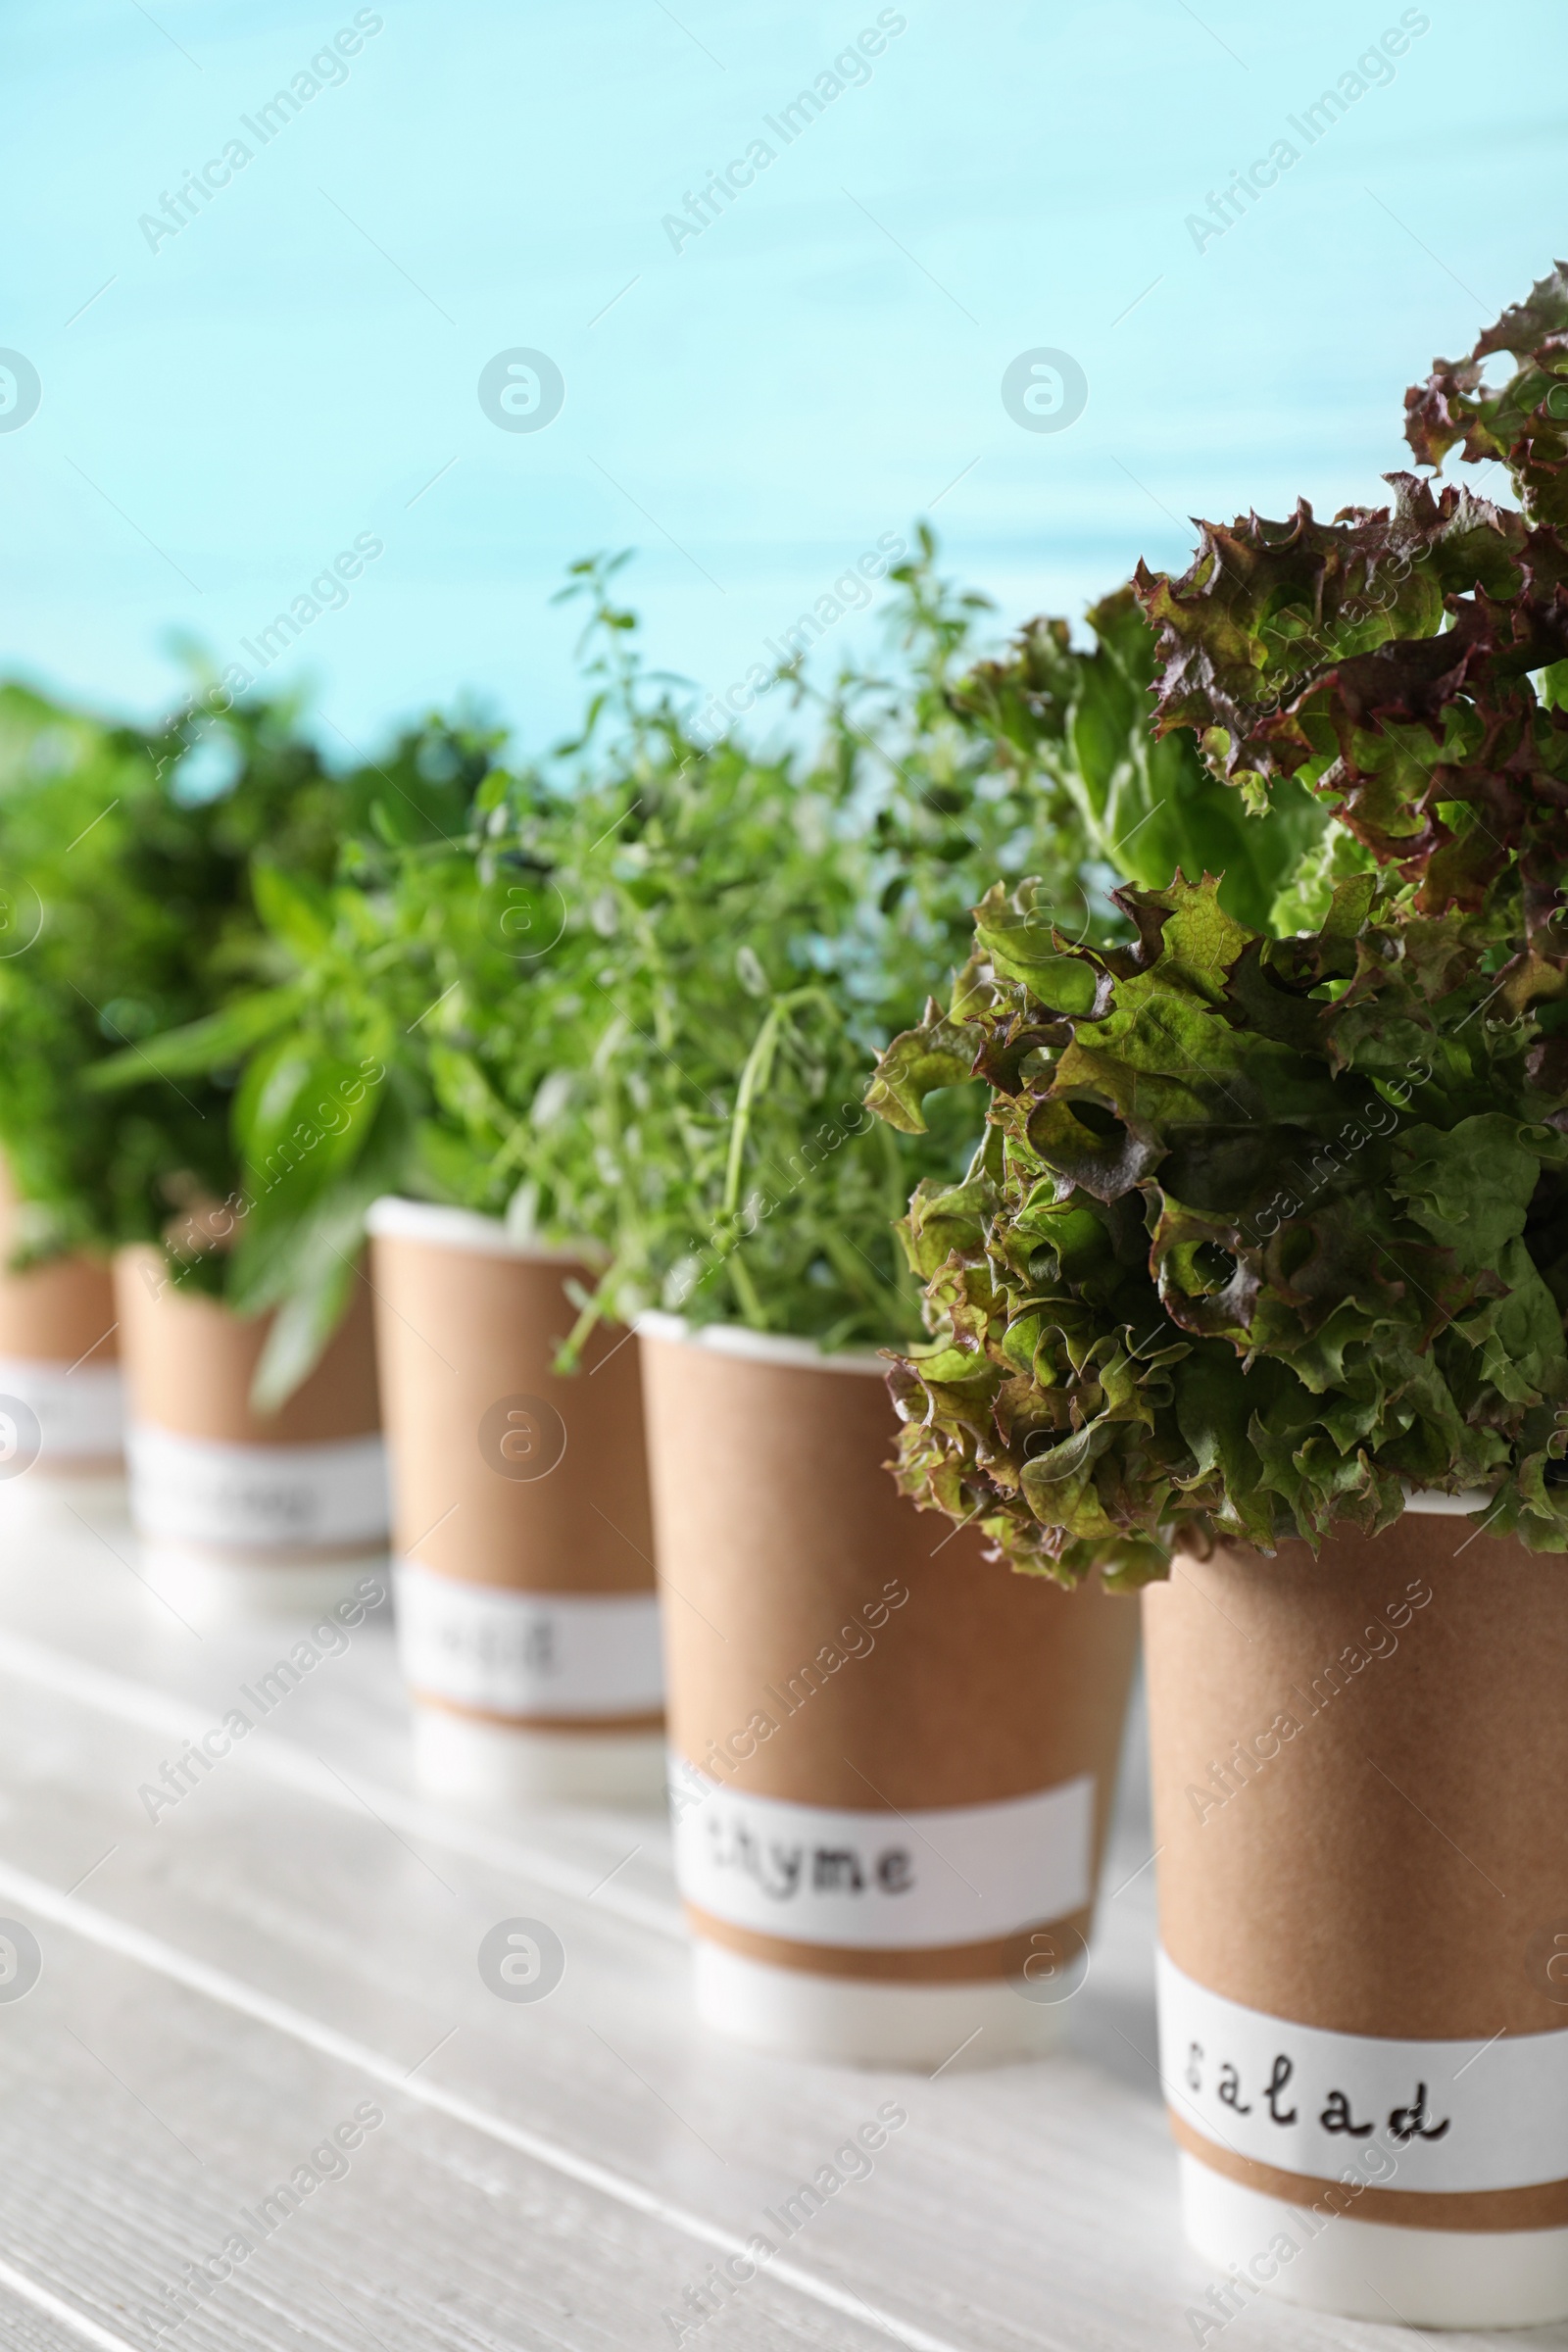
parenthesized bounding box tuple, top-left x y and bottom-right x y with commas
(721, 1000, 787, 1217)
(555, 1281, 610, 1374)
(725, 1243, 766, 1328)
(721, 987, 840, 1219)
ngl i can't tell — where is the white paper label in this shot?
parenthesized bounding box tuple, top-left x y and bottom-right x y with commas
(0, 1356, 122, 1460)
(670, 1773, 1094, 1948)
(1158, 1948, 1568, 2194)
(394, 1559, 663, 1719)
(126, 1424, 388, 1552)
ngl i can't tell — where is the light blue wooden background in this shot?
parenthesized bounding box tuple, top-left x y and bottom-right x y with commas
(1, 0, 1557, 751)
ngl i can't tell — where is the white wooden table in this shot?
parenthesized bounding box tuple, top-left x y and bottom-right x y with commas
(0, 1481, 1547, 2352)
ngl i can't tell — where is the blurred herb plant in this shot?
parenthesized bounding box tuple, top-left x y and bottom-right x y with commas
(0, 683, 360, 1269)
(0, 674, 481, 1401)
(151, 535, 1111, 1381)
(79, 701, 498, 1402)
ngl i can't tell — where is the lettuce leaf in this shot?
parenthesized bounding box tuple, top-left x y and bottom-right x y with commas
(872, 868, 1568, 1584)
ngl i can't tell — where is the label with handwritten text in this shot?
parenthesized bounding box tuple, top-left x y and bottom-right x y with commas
(1158, 1949, 1568, 2192)
(672, 1774, 1094, 1948)
(396, 1560, 663, 1719)
(0, 1356, 122, 1460)
(126, 1425, 388, 1551)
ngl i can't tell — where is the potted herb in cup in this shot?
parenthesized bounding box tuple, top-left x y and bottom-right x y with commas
(0, 687, 156, 1489)
(477, 549, 1144, 2062)
(65, 692, 467, 1620)
(871, 270, 1568, 2323)
(131, 688, 665, 1799)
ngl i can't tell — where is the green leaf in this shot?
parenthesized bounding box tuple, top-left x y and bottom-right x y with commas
(251, 859, 333, 960)
(249, 1246, 360, 1414)
(866, 1004, 978, 1134)
(84, 987, 304, 1089)
(972, 881, 1100, 1007)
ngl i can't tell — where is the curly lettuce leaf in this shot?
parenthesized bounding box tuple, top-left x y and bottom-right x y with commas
(870, 868, 1568, 1581)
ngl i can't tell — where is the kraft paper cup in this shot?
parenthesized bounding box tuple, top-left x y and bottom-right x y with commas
(1144, 1495, 1568, 2328)
(114, 1248, 387, 1626)
(638, 1314, 1140, 2069)
(367, 1199, 663, 1808)
(0, 1158, 122, 1495)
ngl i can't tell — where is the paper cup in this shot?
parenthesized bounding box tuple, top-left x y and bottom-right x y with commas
(0, 1159, 122, 1485)
(114, 1248, 387, 1625)
(367, 1200, 663, 1807)
(1144, 1501, 1568, 2328)
(638, 1314, 1140, 2068)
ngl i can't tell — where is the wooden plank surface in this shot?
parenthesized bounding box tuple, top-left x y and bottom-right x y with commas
(0, 1482, 1552, 2352)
